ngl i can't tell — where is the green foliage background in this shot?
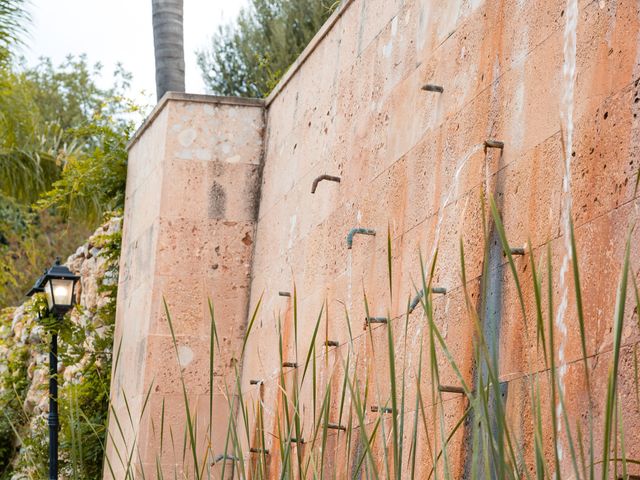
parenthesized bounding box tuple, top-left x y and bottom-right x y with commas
(197, 0, 339, 97)
(0, 54, 138, 307)
(0, 306, 30, 474)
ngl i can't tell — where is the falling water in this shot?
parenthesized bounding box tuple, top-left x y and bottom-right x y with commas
(426, 143, 483, 267)
(344, 248, 355, 407)
(555, 0, 578, 467)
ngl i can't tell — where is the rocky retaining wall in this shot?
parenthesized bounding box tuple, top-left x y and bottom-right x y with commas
(0, 217, 120, 479)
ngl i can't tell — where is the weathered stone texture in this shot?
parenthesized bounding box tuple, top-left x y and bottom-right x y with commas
(240, 0, 640, 478)
(108, 0, 640, 477)
(104, 94, 264, 478)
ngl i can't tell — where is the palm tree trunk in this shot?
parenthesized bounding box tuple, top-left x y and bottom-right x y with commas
(152, 0, 185, 100)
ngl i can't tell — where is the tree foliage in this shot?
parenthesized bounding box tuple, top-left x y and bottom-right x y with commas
(0, 55, 138, 307)
(0, 3, 133, 477)
(197, 0, 338, 98)
(0, 0, 27, 66)
(0, 56, 137, 205)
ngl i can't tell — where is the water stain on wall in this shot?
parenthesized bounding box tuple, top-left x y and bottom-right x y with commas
(209, 181, 227, 219)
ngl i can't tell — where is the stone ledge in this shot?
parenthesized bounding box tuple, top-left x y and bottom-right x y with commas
(127, 92, 265, 151)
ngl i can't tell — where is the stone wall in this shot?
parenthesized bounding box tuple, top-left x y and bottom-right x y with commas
(105, 94, 264, 477)
(240, 0, 640, 477)
(108, 0, 640, 477)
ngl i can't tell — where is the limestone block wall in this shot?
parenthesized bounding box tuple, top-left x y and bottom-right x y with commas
(237, 0, 640, 478)
(105, 94, 264, 478)
(107, 0, 640, 478)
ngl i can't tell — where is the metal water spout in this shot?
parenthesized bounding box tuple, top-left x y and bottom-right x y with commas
(438, 385, 466, 394)
(371, 406, 393, 414)
(346, 228, 376, 249)
(311, 174, 341, 193)
(408, 287, 448, 313)
(422, 84, 444, 93)
(366, 316, 388, 325)
(327, 423, 346, 431)
(484, 139, 504, 150)
(214, 454, 238, 463)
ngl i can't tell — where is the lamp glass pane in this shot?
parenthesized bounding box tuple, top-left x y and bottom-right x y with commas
(50, 278, 74, 306)
(44, 280, 54, 310)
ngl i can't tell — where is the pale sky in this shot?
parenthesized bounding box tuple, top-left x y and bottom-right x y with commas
(23, 0, 246, 107)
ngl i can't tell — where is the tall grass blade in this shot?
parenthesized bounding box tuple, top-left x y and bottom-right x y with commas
(546, 244, 562, 478)
(569, 218, 594, 480)
(242, 293, 263, 355)
(207, 298, 218, 472)
(163, 299, 201, 480)
(601, 227, 632, 480)
(489, 195, 528, 331)
(528, 241, 548, 365)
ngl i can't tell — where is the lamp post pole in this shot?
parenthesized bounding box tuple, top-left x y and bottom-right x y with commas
(48, 330, 59, 480)
(26, 260, 80, 480)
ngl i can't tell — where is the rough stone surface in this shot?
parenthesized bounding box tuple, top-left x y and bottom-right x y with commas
(108, 0, 640, 477)
(104, 96, 264, 478)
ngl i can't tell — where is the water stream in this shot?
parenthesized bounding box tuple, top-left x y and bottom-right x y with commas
(346, 250, 353, 324)
(555, 0, 578, 466)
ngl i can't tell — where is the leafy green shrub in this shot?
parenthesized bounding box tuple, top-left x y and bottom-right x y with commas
(0, 55, 139, 307)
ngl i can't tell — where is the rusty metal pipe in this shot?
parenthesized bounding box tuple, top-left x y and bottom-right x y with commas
(279, 291, 291, 297)
(214, 454, 238, 463)
(311, 174, 341, 193)
(484, 139, 504, 150)
(346, 228, 376, 249)
(409, 291, 422, 313)
(249, 379, 263, 385)
(510, 247, 526, 256)
(438, 385, 466, 394)
(421, 84, 444, 93)
(370, 405, 393, 414)
(325, 340, 339, 347)
(282, 362, 298, 368)
(408, 287, 448, 313)
(327, 423, 346, 431)
(366, 316, 388, 325)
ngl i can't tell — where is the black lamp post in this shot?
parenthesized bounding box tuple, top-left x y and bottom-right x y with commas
(26, 259, 80, 480)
